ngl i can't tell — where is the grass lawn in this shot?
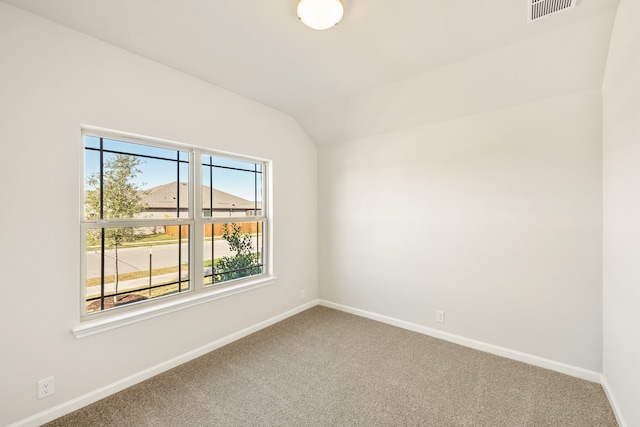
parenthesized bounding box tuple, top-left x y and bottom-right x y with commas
(86, 232, 239, 251)
(86, 259, 220, 287)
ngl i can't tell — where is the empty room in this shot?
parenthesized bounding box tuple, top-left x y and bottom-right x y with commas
(0, 0, 638, 426)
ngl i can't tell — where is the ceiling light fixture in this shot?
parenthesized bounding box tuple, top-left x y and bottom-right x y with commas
(297, 0, 344, 30)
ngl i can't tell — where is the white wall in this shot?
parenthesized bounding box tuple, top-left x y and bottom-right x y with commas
(0, 3, 317, 425)
(319, 90, 603, 372)
(602, 0, 640, 425)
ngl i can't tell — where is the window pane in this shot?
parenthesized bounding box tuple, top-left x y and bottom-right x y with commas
(201, 156, 262, 218)
(203, 222, 264, 285)
(84, 136, 190, 220)
(85, 226, 190, 313)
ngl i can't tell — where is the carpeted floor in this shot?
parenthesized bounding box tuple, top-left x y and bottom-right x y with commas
(46, 306, 618, 426)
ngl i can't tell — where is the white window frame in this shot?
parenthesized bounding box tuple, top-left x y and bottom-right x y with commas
(75, 126, 274, 338)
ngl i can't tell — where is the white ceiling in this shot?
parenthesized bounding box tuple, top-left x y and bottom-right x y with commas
(3, 0, 620, 144)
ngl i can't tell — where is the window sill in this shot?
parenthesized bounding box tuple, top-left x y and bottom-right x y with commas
(73, 276, 276, 339)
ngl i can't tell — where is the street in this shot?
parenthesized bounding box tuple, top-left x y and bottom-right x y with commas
(85, 239, 238, 278)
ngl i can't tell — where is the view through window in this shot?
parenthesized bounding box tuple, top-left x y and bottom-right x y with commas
(82, 130, 268, 315)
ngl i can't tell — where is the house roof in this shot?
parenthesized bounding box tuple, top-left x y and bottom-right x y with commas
(143, 182, 259, 211)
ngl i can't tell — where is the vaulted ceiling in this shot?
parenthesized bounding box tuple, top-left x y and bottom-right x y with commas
(4, 0, 619, 144)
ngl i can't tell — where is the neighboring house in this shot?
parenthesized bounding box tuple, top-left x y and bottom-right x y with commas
(142, 182, 262, 237)
(84, 181, 260, 236)
(142, 181, 261, 219)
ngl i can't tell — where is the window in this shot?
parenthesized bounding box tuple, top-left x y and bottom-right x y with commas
(81, 129, 270, 318)
(201, 156, 264, 285)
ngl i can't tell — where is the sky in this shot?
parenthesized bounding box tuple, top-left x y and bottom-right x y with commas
(84, 135, 262, 202)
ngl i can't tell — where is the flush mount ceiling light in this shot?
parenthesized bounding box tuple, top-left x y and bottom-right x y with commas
(297, 0, 344, 30)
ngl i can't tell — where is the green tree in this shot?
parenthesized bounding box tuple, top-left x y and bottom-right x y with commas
(86, 154, 147, 302)
(215, 223, 261, 282)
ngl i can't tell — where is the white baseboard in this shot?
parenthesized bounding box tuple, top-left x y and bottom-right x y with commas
(601, 375, 628, 427)
(12, 300, 623, 427)
(9, 300, 319, 427)
(319, 300, 602, 383)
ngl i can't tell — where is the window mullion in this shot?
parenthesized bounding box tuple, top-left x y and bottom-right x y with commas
(192, 149, 203, 291)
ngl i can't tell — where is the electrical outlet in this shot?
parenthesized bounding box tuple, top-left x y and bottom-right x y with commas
(436, 310, 445, 324)
(300, 289, 306, 299)
(37, 377, 55, 400)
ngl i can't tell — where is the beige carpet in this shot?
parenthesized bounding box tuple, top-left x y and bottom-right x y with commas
(46, 306, 618, 426)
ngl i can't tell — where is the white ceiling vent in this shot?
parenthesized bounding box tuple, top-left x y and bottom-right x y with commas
(528, 0, 576, 22)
